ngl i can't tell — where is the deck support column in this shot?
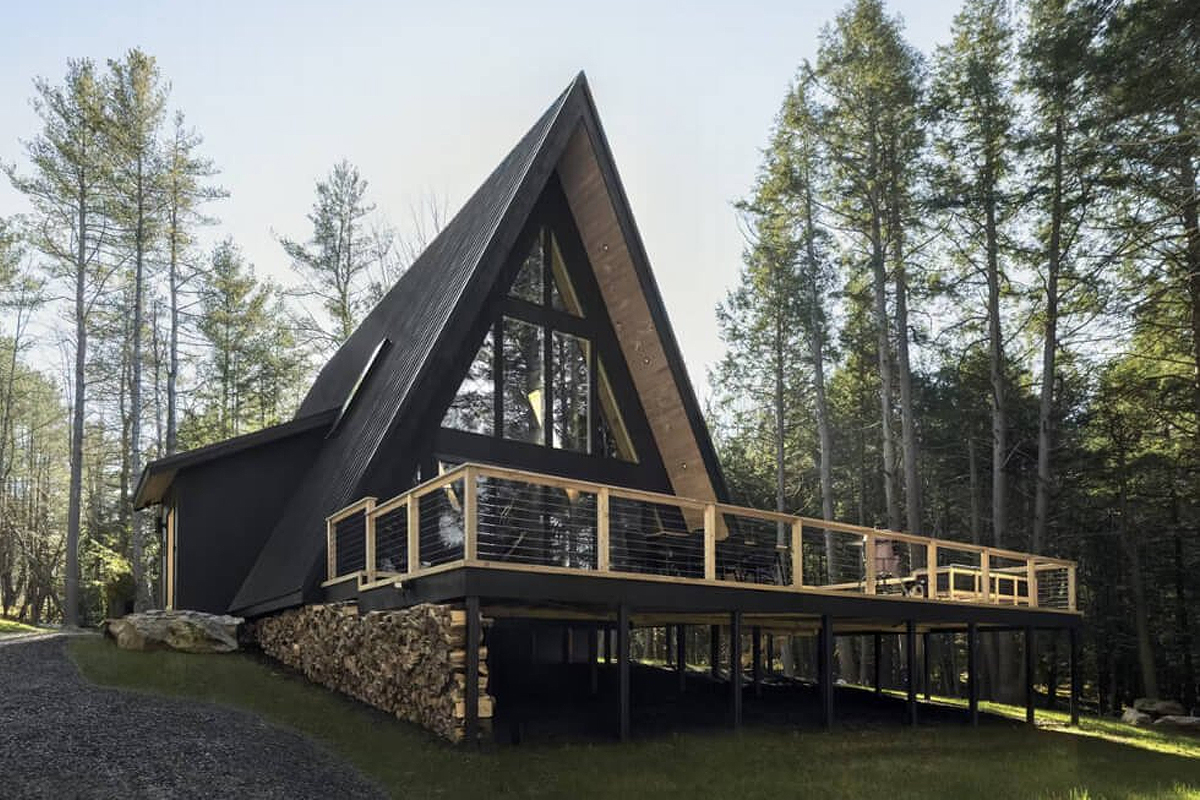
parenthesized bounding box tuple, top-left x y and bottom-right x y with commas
(617, 605, 631, 741)
(665, 625, 673, 667)
(1069, 627, 1080, 727)
(465, 595, 480, 746)
(730, 611, 742, 729)
(710, 624, 721, 679)
(873, 632, 882, 695)
(923, 630, 932, 701)
(819, 614, 834, 728)
(905, 620, 917, 727)
(588, 627, 599, 696)
(967, 623, 979, 726)
(1025, 625, 1036, 726)
(604, 628, 612, 664)
(766, 634, 775, 676)
(752, 626, 762, 698)
(676, 623, 687, 693)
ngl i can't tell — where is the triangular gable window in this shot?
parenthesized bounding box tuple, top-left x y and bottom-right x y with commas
(443, 226, 635, 462)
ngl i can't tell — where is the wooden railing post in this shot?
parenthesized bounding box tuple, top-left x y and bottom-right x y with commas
(462, 468, 477, 562)
(1067, 564, 1077, 611)
(1027, 558, 1040, 608)
(326, 518, 336, 581)
(597, 488, 610, 571)
(981, 548, 992, 604)
(363, 499, 378, 583)
(791, 520, 803, 588)
(704, 504, 716, 581)
(864, 532, 876, 594)
(926, 542, 938, 600)
(407, 495, 420, 574)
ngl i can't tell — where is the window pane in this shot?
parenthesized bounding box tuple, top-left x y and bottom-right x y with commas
(441, 329, 494, 435)
(502, 317, 544, 444)
(552, 332, 590, 452)
(509, 234, 543, 304)
(596, 358, 637, 462)
(549, 234, 582, 316)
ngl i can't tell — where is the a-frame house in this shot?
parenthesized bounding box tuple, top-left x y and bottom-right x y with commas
(135, 73, 1080, 743)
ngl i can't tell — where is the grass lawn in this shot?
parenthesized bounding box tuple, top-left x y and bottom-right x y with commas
(0, 617, 41, 635)
(69, 638, 1199, 800)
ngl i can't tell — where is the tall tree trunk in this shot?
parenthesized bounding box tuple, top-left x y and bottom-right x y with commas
(871, 194, 900, 532)
(1116, 447, 1159, 698)
(1033, 116, 1064, 555)
(892, 232, 920, 534)
(65, 187, 87, 628)
(984, 178, 1003, 554)
(167, 208, 179, 455)
(968, 435, 981, 545)
(130, 155, 147, 611)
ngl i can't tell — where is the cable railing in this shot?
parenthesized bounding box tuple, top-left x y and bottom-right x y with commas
(323, 463, 1078, 612)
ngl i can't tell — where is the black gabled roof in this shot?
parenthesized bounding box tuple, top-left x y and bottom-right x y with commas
(229, 76, 580, 615)
(133, 408, 336, 510)
(228, 72, 730, 617)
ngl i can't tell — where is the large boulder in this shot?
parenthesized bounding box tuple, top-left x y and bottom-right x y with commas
(1153, 715, 1200, 732)
(1133, 697, 1187, 717)
(1121, 707, 1153, 726)
(104, 610, 243, 653)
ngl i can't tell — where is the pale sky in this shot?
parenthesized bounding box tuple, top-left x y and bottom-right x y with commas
(0, 0, 958, 401)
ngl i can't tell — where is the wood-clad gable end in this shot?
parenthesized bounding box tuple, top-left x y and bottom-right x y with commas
(556, 124, 718, 508)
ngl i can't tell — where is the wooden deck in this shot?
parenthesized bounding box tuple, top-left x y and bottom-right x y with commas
(322, 463, 1078, 618)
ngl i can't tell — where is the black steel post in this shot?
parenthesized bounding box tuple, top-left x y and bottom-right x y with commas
(1069, 627, 1080, 727)
(820, 615, 834, 728)
(906, 620, 917, 726)
(618, 605, 631, 741)
(1025, 626, 1036, 725)
(465, 596, 480, 746)
(873, 632, 882, 695)
(967, 622, 979, 726)
(766, 633, 775, 676)
(588, 626, 599, 696)
(730, 611, 743, 729)
(923, 630, 932, 700)
(676, 623, 687, 693)
(710, 624, 721, 679)
(604, 627, 612, 665)
(752, 626, 762, 698)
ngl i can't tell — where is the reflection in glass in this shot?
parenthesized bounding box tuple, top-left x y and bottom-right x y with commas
(509, 235, 543, 304)
(502, 317, 544, 444)
(440, 330, 494, 435)
(549, 235, 582, 316)
(552, 332, 590, 452)
(596, 359, 637, 462)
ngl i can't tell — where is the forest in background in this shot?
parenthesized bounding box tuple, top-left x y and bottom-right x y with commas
(710, 0, 1197, 710)
(0, 0, 1194, 714)
(0, 47, 429, 627)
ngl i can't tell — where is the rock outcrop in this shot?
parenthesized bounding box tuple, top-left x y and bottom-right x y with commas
(1133, 698, 1187, 717)
(104, 610, 242, 653)
(1153, 715, 1200, 732)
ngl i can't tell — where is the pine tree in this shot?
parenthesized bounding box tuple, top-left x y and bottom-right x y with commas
(103, 48, 168, 610)
(279, 160, 379, 352)
(5, 59, 112, 626)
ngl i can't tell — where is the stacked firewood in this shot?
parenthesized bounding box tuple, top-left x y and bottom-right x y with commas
(251, 602, 492, 742)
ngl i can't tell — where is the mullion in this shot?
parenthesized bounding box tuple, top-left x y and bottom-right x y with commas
(542, 228, 554, 449)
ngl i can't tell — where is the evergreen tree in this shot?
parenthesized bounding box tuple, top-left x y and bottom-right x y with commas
(279, 160, 379, 352)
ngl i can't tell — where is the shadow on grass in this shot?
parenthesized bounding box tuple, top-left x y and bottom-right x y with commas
(69, 638, 1200, 800)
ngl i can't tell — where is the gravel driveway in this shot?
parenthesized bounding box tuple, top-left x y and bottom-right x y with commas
(0, 635, 386, 799)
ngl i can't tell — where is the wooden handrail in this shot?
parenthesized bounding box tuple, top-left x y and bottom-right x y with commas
(331, 461, 1078, 612)
(327, 496, 378, 525)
